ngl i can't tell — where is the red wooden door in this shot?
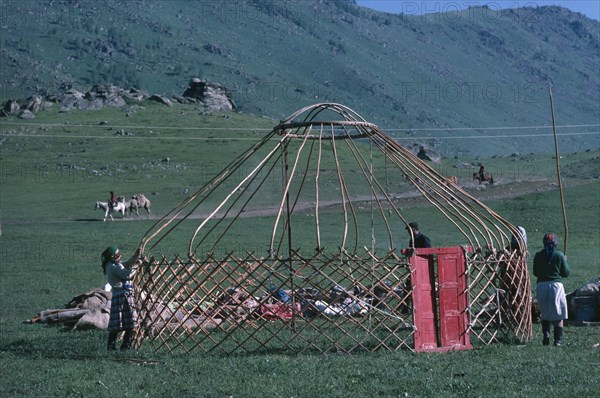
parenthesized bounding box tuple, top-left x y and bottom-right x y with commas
(410, 251, 438, 351)
(437, 248, 471, 349)
(410, 247, 472, 352)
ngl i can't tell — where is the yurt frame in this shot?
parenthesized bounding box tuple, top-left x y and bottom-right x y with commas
(131, 103, 532, 353)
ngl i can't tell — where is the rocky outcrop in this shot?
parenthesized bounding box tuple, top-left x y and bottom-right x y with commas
(26, 95, 43, 113)
(51, 84, 143, 111)
(0, 84, 150, 115)
(85, 84, 127, 108)
(1, 99, 20, 116)
(410, 144, 441, 163)
(1, 79, 236, 116)
(182, 78, 236, 112)
(148, 94, 173, 107)
(18, 110, 35, 119)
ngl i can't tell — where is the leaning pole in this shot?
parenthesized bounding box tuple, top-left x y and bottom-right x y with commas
(548, 86, 568, 255)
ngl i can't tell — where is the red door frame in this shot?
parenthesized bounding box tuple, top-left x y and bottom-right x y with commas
(410, 246, 472, 352)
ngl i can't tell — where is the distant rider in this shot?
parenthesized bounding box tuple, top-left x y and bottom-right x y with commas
(109, 191, 118, 209)
(478, 164, 485, 182)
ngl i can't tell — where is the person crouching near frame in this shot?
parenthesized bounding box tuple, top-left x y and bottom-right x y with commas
(101, 245, 143, 351)
(533, 233, 570, 347)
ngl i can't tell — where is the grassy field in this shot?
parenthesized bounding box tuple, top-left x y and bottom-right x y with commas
(1, 104, 599, 397)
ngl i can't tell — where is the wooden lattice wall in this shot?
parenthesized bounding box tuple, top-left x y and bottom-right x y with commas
(131, 103, 532, 353)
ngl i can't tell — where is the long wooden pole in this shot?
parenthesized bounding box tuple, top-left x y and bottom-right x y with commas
(548, 86, 568, 254)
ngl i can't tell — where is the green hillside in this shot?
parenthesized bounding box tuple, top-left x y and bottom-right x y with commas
(1, 0, 599, 156)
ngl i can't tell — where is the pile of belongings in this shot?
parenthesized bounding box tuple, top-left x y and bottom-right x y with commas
(203, 285, 372, 321)
(25, 289, 112, 330)
(201, 282, 407, 322)
(201, 286, 300, 321)
(567, 277, 600, 322)
(141, 292, 222, 335)
(303, 285, 368, 317)
(259, 288, 302, 320)
(301, 283, 407, 317)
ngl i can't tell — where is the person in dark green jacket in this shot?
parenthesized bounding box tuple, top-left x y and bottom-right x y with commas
(533, 233, 570, 347)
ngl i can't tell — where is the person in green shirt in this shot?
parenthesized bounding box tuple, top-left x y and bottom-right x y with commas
(533, 233, 570, 347)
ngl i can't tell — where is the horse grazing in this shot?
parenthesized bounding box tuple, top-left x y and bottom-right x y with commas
(473, 172, 494, 185)
(128, 193, 151, 218)
(95, 201, 127, 222)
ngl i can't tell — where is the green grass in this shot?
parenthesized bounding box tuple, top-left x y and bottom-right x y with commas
(1, 105, 599, 397)
(1, 322, 598, 397)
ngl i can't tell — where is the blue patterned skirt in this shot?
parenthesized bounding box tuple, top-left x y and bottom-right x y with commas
(108, 292, 137, 331)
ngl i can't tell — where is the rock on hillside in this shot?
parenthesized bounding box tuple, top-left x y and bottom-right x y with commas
(410, 144, 442, 163)
(182, 78, 236, 113)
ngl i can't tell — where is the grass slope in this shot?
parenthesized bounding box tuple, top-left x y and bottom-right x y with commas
(1, 104, 599, 397)
(1, 0, 599, 156)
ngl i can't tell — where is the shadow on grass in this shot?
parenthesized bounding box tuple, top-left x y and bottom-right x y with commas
(0, 339, 164, 365)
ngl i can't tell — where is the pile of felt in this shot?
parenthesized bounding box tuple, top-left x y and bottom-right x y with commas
(26, 289, 112, 330)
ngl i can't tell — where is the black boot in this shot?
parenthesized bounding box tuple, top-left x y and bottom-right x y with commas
(553, 326, 563, 347)
(541, 321, 550, 346)
(120, 330, 133, 351)
(107, 331, 119, 351)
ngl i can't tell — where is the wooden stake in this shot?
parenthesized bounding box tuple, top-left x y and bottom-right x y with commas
(548, 86, 568, 254)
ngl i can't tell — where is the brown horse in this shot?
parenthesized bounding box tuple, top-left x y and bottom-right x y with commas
(473, 172, 494, 185)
